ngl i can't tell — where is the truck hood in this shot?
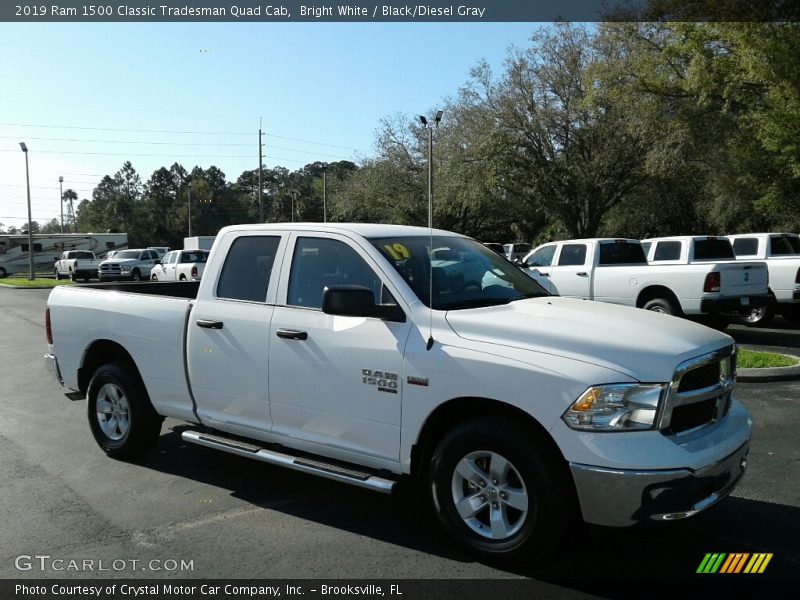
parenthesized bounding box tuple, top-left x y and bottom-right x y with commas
(445, 297, 731, 382)
(100, 258, 139, 265)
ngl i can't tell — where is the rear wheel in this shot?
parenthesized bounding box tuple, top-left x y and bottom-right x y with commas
(741, 297, 776, 327)
(642, 297, 678, 316)
(429, 416, 574, 563)
(87, 362, 162, 459)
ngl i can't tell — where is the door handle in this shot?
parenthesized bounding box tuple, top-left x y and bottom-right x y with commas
(196, 319, 224, 330)
(576, 272, 588, 277)
(276, 329, 308, 340)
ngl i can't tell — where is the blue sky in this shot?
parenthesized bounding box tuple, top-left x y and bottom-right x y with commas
(0, 22, 541, 228)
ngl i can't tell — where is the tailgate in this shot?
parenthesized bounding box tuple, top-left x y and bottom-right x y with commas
(717, 262, 768, 297)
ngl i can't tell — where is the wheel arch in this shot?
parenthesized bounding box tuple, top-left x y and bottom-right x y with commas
(636, 285, 683, 313)
(410, 396, 566, 478)
(78, 339, 144, 397)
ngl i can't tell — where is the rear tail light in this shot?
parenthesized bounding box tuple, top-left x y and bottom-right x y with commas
(704, 272, 721, 293)
(45, 306, 53, 345)
(191, 266, 198, 278)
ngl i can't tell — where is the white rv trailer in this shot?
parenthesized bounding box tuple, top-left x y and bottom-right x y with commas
(0, 233, 128, 278)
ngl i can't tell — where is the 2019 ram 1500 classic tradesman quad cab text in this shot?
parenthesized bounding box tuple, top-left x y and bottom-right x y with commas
(44, 224, 751, 563)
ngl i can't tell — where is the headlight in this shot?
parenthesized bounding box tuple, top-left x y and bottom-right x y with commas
(120, 266, 131, 273)
(563, 383, 666, 431)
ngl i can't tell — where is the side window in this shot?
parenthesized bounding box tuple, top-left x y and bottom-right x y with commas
(770, 235, 798, 256)
(733, 238, 758, 256)
(653, 241, 682, 261)
(170, 252, 180, 264)
(217, 236, 281, 302)
(557, 244, 587, 266)
(525, 245, 556, 267)
(287, 237, 382, 310)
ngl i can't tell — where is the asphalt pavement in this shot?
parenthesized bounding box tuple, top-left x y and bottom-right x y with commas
(0, 288, 797, 593)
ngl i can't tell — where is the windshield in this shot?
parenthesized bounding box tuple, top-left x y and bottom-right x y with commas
(112, 250, 140, 259)
(369, 236, 549, 310)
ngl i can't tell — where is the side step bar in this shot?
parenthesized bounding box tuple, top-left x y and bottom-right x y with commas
(181, 430, 397, 494)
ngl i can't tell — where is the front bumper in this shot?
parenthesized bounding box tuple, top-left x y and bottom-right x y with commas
(570, 441, 749, 527)
(700, 294, 770, 315)
(44, 353, 63, 386)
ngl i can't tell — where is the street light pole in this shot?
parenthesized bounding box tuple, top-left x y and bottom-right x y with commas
(20, 142, 34, 280)
(418, 110, 443, 228)
(59, 176, 64, 233)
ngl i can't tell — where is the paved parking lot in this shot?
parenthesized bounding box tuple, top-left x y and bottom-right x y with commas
(0, 288, 797, 592)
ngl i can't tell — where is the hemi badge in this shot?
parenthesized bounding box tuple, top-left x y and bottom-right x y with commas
(407, 375, 429, 387)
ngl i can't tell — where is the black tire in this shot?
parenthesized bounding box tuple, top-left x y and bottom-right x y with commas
(0, 267, 6, 278)
(87, 362, 162, 459)
(69, 270, 77, 282)
(642, 297, 679, 315)
(131, 269, 141, 282)
(150, 273, 158, 281)
(179, 275, 187, 281)
(779, 305, 800, 323)
(54, 269, 62, 280)
(429, 416, 575, 564)
(741, 298, 776, 327)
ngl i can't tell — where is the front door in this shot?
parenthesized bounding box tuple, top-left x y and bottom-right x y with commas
(549, 242, 591, 298)
(268, 234, 411, 462)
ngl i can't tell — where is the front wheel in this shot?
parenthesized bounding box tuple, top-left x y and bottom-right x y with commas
(87, 362, 162, 459)
(150, 273, 158, 281)
(429, 416, 575, 563)
(54, 269, 62, 280)
(131, 269, 142, 282)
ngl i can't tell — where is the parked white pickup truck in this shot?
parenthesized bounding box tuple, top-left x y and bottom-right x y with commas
(523, 238, 769, 327)
(726, 233, 800, 325)
(97, 248, 160, 282)
(150, 249, 209, 281)
(44, 224, 750, 563)
(54, 250, 100, 281)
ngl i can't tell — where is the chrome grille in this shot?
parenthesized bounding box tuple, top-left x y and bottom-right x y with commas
(99, 264, 121, 274)
(661, 346, 736, 435)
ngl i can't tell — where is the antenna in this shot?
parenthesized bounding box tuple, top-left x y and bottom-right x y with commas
(420, 111, 443, 351)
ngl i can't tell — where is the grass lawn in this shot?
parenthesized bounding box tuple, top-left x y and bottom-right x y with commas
(738, 349, 799, 369)
(0, 277, 72, 288)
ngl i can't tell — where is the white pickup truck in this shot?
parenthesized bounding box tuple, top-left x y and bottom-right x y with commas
(726, 233, 800, 325)
(44, 224, 750, 563)
(522, 238, 769, 327)
(150, 249, 209, 281)
(54, 250, 100, 281)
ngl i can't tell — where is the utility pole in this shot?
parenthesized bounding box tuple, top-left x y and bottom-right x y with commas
(58, 176, 64, 233)
(322, 164, 328, 223)
(291, 190, 297, 223)
(258, 119, 264, 223)
(187, 184, 192, 237)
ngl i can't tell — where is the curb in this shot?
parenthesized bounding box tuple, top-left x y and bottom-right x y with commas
(737, 352, 800, 383)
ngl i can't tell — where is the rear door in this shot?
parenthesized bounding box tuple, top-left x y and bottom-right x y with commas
(187, 232, 288, 435)
(548, 242, 591, 298)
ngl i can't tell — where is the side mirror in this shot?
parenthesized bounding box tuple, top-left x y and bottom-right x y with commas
(322, 285, 404, 322)
(154, 259, 162, 265)
(512, 258, 524, 267)
(53, 256, 59, 262)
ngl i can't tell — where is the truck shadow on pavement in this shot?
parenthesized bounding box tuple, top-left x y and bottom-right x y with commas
(141, 426, 799, 584)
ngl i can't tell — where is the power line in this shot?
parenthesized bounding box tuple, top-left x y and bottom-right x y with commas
(0, 122, 251, 136)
